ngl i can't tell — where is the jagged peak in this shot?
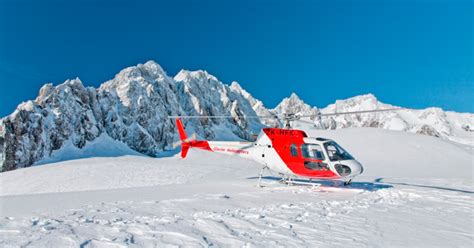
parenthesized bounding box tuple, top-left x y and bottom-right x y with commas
(56, 78, 88, 91)
(332, 93, 381, 107)
(9, 100, 38, 119)
(423, 107, 444, 113)
(140, 60, 166, 75)
(39, 77, 83, 89)
(17, 100, 36, 112)
(174, 69, 218, 83)
(419, 107, 447, 118)
(112, 61, 168, 81)
(38, 83, 54, 94)
(38, 78, 84, 93)
(288, 92, 301, 101)
(349, 93, 377, 101)
(273, 92, 315, 115)
(173, 69, 192, 82)
(230, 81, 253, 98)
(332, 93, 378, 103)
(230, 81, 260, 105)
(230, 81, 243, 91)
(65, 77, 83, 85)
(36, 83, 54, 103)
(174, 69, 219, 81)
(279, 92, 306, 106)
(33, 78, 88, 105)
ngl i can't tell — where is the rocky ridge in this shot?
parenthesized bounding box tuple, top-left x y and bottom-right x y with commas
(1, 61, 472, 171)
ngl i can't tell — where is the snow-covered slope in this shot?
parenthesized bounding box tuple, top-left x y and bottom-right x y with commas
(34, 134, 143, 166)
(0, 128, 472, 247)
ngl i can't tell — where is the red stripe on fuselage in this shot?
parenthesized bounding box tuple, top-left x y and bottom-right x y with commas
(263, 128, 338, 179)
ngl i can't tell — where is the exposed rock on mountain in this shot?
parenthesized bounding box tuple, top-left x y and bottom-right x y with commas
(0, 61, 264, 171)
(229, 81, 278, 127)
(1, 61, 473, 172)
(1, 79, 102, 171)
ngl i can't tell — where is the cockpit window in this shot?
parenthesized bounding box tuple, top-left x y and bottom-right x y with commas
(300, 144, 325, 160)
(324, 141, 354, 161)
(290, 143, 298, 157)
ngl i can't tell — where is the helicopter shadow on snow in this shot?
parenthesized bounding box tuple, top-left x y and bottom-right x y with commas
(374, 178, 474, 194)
(247, 176, 393, 192)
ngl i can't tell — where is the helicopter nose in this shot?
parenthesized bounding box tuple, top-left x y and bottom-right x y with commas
(350, 161, 364, 176)
(334, 160, 363, 178)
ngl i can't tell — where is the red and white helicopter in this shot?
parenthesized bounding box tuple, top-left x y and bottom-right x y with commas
(169, 109, 398, 187)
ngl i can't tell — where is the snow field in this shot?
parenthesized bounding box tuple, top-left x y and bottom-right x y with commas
(0, 128, 472, 247)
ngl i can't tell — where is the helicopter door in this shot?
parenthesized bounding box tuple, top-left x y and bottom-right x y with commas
(301, 144, 328, 170)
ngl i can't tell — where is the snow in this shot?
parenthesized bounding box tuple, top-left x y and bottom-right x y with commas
(0, 128, 472, 247)
(34, 133, 143, 166)
(2, 60, 473, 171)
(308, 128, 473, 179)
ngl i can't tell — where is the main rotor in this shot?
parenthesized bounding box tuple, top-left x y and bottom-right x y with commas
(168, 108, 401, 129)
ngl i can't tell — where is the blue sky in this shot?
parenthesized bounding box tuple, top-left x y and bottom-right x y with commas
(0, 0, 472, 117)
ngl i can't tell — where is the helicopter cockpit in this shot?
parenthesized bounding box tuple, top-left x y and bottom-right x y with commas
(298, 138, 362, 178)
(323, 141, 354, 161)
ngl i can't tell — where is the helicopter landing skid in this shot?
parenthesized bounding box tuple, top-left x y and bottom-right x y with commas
(278, 177, 321, 189)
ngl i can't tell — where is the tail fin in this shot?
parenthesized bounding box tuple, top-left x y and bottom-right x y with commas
(174, 118, 212, 158)
(176, 118, 187, 141)
(175, 118, 190, 158)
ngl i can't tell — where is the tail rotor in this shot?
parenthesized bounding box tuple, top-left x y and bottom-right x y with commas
(173, 118, 211, 158)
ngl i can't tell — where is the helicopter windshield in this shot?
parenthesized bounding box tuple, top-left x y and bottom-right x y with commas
(324, 141, 354, 161)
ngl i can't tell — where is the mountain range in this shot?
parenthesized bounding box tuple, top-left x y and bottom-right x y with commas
(1, 61, 472, 171)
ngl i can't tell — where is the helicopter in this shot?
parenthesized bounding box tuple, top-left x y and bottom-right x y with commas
(169, 108, 399, 187)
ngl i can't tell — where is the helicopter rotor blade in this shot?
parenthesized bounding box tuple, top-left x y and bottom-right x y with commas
(168, 115, 278, 119)
(168, 108, 402, 130)
(168, 115, 277, 119)
(297, 108, 402, 118)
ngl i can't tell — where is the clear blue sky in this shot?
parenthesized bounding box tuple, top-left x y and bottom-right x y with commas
(0, 0, 472, 117)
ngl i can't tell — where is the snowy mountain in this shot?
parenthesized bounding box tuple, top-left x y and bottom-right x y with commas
(0, 61, 473, 171)
(0, 61, 265, 171)
(273, 93, 318, 117)
(286, 93, 474, 146)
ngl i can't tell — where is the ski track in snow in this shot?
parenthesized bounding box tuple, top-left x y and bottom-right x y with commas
(0, 129, 473, 247)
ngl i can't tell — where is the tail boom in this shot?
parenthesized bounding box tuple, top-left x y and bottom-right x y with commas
(174, 118, 253, 159)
